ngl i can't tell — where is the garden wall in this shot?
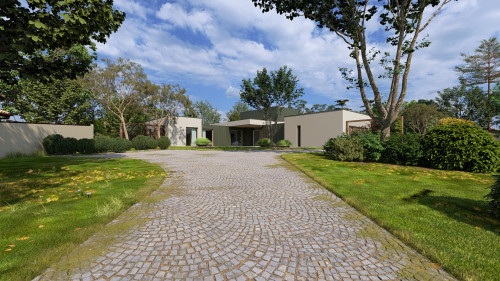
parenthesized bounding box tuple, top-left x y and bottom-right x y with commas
(0, 122, 93, 157)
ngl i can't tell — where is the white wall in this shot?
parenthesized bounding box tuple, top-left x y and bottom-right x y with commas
(284, 110, 371, 148)
(0, 123, 94, 157)
(165, 117, 202, 146)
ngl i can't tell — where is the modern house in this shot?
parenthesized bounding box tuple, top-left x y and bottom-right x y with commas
(150, 116, 203, 146)
(152, 108, 371, 148)
(284, 110, 371, 147)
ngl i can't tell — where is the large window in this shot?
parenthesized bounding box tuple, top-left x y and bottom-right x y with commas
(186, 127, 197, 146)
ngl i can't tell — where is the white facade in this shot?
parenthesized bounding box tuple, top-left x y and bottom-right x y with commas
(164, 116, 203, 146)
(284, 110, 371, 147)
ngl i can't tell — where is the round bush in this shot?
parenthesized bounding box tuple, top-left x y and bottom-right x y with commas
(94, 136, 111, 153)
(351, 132, 384, 162)
(110, 137, 132, 153)
(132, 135, 158, 150)
(381, 133, 423, 166)
(324, 135, 364, 162)
(195, 137, 212, 146)
(42, 134, 64, 154)
(422, 124, 500, 173)
(256, 138, 271, 147)
(437, 117, 475, 126)
(76, 138, 96, 154)
(276, 139, 292, 147)
(158, 136, 171, 149)
(485, 175, 500, 218)
(66, 138, 79, 154)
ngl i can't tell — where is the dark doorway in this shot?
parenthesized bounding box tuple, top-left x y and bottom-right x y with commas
(297, 125, 301, 147)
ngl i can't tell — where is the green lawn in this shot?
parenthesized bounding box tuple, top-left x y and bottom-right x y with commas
(0, 157, 166, 281)
(282, 153, 499, 281)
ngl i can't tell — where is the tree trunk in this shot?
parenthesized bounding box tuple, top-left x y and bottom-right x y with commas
(120, 116, 129, 140)
(381, 125, 391, 141)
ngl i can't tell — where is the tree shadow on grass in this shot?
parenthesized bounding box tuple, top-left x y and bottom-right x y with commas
(415, 194, 499, 234)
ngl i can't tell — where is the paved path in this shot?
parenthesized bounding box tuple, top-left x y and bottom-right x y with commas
(37, 150, 454, 281)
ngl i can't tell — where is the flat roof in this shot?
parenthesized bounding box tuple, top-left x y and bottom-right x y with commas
(212, 119, 284, 128)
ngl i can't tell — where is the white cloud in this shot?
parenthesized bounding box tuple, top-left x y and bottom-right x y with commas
(97, 0, 500, 112)
(225, 86, 240, 98)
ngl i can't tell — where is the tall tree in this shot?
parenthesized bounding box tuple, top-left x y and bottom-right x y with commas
(83, 58, 147, 140)
(435, 84, 495, 127)
(191, 100, 221, 125)
(335, 99, 350, 110)
(456, 37, 500, 131)
(147, 83, 191, 139)
(0, 0, 125, 96)
(401, 103, 445, 135)
(14, 78, 93, 124)
(241, 66, 304, 139)
(226, 101, 249, 121)
(252, 0, 455, 140)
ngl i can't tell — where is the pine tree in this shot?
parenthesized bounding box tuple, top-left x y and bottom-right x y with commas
(456, 37, 500, 131)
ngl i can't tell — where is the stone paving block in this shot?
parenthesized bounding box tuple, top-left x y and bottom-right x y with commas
(34, 150, 455, 281)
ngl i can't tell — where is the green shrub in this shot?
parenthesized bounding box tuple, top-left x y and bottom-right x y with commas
(437, 117, 476, 126)
(485, 175, 500, 217)
(324, 135, 364, 162)
(158, 136, 171, 149)
(42, 134, 64, 154)
(64, 137, 78, 154)
(131, 135, 158, 150)
(257, 138, 271, 147)
(276, 139, 292, 147)
(195, 137, 212, 146)
(76, 138, 96, 154)
(94, 136, 111, 153)
(351, 132, 384, 162)
(42, 134, 78, 155)
(422, 124, 500, 173)
(110, 137, 132, 153)
(381, 133, 423, 166)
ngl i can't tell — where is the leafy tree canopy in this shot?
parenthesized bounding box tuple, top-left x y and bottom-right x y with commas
(0, 0, 125, 98)
(191, 100, 222, 125)
(226, 101, 249, 121)
(14, 78, 94, 125)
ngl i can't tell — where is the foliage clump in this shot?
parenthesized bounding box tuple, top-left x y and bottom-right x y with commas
(485, 175, 500, 217)
(158, 136, 171, 149)
(94, 136, 111, 153)
(256, 138, 272, 147)
(195, 137, 212, 146)
(76, 138, 96, 154)
(324, 135, 363, 162)
(351, 132, 384, 162)
(381, 133, 423, 166)
(422, 124, 500, 173)
(276, 139, 292, 147)
(42, 134, 77, 155)
(110, 137, 132, 153)
(131, 135, 158, 150)
(437, 117, 476, 126)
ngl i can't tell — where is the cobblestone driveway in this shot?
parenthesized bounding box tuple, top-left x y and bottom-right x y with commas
(37, 150, 454, 281)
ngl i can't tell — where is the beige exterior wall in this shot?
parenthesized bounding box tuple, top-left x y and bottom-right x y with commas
(165, 116, 202, 146)
(284, 110, 371, 147)
(0, 122, 93, 158)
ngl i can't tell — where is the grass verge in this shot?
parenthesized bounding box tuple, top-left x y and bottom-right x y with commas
(0, 156, 166, 281)
(282, 153, 499, 281)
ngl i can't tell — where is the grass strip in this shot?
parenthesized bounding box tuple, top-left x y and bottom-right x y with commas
(282, 153, 499, 281)
(0, 156, 166, 281)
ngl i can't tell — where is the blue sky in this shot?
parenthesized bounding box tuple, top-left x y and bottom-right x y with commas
(95, 0, 500, 119)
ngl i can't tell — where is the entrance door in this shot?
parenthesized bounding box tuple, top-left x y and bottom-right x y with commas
(186, 127, 197, 146)
(297, 125, 301, 147)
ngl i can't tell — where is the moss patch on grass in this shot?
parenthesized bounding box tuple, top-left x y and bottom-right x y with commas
(282, 153, 499, 281)
(0, 157, 166, 281)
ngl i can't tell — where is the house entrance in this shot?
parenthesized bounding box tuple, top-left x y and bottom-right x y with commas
(186, 127, 197, 146)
